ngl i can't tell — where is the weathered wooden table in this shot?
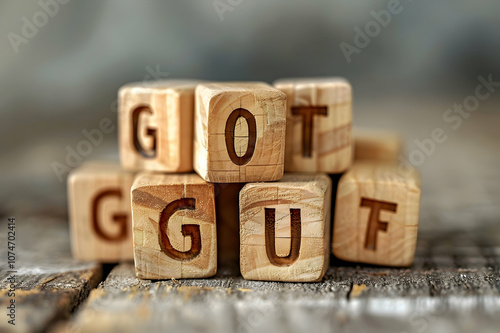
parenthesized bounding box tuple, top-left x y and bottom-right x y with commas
(1, 217, 500, 333)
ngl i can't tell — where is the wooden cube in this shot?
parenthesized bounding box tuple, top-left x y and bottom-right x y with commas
(194, 82, 286, 183)
(274, 77, 352, 173)
(354, 128, 403, 162)
(68, 161, 135, 262)
(119, 80, 200, 173)
(239, 174, 332, 282)
(131, 173, 217, 279)
(332, 161, 421, 267)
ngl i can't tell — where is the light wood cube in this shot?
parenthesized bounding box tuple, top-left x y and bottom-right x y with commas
(119, 80, 201, 173)
(131, 173, 217, 279)
(354, 128, 403, 162)
(239, 174, 332, 282)
(68, 161, 135, 262)
(274, 77, 352, 173)
(194, 82, 286, 183)
(332, 161, 421, 267)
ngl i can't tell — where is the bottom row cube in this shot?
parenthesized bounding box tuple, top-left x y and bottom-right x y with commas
(131, 173, 217, 279)
(333, 162, 421, 267)
(68, 162, 135, 262)
(239, 174, 332, 282)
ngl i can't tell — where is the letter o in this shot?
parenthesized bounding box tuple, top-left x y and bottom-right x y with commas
(225, 108, 257, 165)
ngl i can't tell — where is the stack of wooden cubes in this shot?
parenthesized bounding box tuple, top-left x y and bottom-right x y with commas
(68, 78, 421, 282)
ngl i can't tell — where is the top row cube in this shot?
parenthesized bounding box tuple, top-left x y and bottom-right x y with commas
(119, 78, 352, 183)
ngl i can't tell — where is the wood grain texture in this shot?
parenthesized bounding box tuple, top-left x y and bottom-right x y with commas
(194, 82, 286, 183)
(68, 161, 135, 262)
(119, 80, 201, 173)
(240, 174, 332, 282)
(0, 218, 101, 333)
(131, 173, 217, 279)
(58, 229, 500, 333)
(354, 127, 403, 162)
(274, 77, 352, 173)
(333, 161, 421, 267)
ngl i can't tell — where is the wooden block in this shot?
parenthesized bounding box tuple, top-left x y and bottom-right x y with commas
(239, 174, 332, 282)
(354, 127, 403, 162)
(119, 80, 201, 173)
(194, 82, 286, 183)
(332, 161, 421, 266)
(68, 161, 135, 262)
(274, 77, 352, 173)
(131, 173, 217, 279)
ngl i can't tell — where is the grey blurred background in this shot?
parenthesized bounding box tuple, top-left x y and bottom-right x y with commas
(1, 0, 499, 234)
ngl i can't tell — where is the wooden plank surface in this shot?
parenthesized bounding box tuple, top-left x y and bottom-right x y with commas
(0, 218, 102, 333)
(58, 229, 500, 333)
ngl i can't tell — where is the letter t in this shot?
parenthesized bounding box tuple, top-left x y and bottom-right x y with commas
(291, 106, 328, 157)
